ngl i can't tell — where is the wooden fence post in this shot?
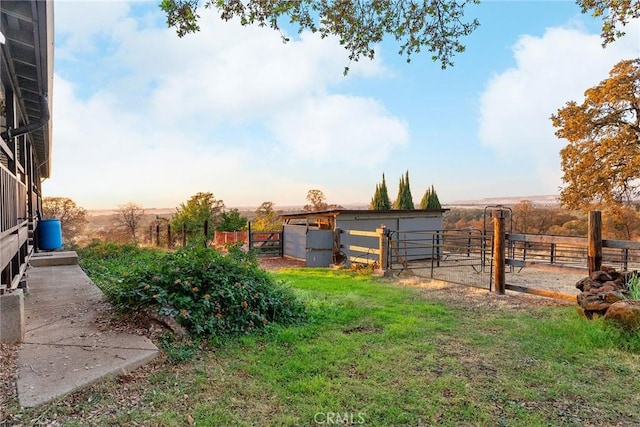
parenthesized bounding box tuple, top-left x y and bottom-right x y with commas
(493, 209, 506, 295)
(588, 211, 602, 274)
(167, 224, 171, 248)
(248, 222, 253, 251)
(279, 226, 284, 257)
(182, 222, 187, 247)
(155, 222, 160, 247)
(203, 220, 209, 248)
(377, 226, 388, 272)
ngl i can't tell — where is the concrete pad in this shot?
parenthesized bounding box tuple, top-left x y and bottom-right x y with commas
(30, 251, 78, 267)
(0, 289, 25, 343)
(17, 263, 159, 408)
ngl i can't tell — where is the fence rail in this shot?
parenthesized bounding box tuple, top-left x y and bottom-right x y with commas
(387, 229, 493, 289)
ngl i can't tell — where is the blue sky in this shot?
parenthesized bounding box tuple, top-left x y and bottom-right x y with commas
(43, 1, 640, 210)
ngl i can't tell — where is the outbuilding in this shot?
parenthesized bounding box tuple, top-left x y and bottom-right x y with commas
(280, 209, 447, 267)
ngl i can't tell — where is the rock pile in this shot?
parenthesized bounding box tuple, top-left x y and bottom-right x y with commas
(576, 267, 640, 330)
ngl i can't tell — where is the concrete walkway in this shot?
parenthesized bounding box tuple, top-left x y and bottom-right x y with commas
(16, 252, 158, 408)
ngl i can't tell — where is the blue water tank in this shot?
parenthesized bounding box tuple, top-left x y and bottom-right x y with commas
(38, 219, 63, 250)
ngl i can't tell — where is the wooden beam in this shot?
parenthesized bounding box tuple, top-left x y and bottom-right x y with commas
(344, 230, 378, 238)
(505, 284, 577, 302)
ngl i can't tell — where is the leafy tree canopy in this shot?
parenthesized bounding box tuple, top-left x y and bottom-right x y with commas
(303, 189, 342, 211)
(160, 0, 481, 72)
(171, 192, 225, 238)
(552, 58, 640, 210)
(218, 208, 248, 231)
(41, 197, 88, 245)
(160, 0, 638, 73)
(577, 0, 640, 46)
(303, 189, 329, 211)
(252, 201, 282, 231)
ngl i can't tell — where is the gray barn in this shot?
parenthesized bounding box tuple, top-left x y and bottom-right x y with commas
(281, 209, 446, 267)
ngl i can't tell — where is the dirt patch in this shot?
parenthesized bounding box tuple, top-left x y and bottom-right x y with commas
(396, 276, 575, 312)
(0, 342, 18, 418)
(258, 256, 306, 271)
(343, 325, 385, 334)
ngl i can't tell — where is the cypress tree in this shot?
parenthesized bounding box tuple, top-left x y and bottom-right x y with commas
(394, 171, 414, 210)
(419, 187, 431, 209)
(420, 185, 442, 209)
(371, 173, 391, 210)
(427, 185, 441, 209)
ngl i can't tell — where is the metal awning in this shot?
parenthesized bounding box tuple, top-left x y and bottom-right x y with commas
(1, 0, 54, 178)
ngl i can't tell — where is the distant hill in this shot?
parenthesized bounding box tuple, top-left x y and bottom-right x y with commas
(86, 196, 559, 217)
(445, 195, 560, 208)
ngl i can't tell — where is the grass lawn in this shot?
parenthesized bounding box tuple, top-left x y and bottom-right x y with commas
(7, 268, 640, 426)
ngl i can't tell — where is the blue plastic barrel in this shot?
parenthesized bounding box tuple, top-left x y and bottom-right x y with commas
(38, 218, 63, 250)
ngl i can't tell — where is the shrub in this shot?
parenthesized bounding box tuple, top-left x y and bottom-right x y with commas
(78, 241, 306, 338)
(626, 273, 640, 300)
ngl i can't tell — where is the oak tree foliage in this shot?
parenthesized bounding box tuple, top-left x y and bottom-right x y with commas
(160, 0, 638, 73)
(304, 189, 329, 211)
(41, 197, 88, 245)
(218, 208, 248, 231)
(171, 192, 225, 240)
(160, 0, 481, 72)
(552, 58, 640, 210)
(252, 201, 282, 231)
(303, 189, 342, 211)
(577, 0, 640, 46)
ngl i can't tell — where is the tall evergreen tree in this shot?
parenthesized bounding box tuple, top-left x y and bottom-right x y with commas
(420, 185, 442, 209)
(394, 171, 414, 210)
(371, 173, 391, 210)
(419, 187, 431, 209)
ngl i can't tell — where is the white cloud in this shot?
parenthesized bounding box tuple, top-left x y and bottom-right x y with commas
(268, 94, 409, 165)
(478, 20, 640, 192)
(54, 1, 132, 58)
(46, 4, 401, 208)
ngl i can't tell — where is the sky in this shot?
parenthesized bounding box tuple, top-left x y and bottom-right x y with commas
(43, 1, 640, 210)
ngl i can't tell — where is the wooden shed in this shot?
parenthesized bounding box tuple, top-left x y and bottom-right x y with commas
(280, 209, 447, 267)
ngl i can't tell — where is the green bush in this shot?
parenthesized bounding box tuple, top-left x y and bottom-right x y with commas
(626, 273, 640, 300)
(78, 241, 306, 338)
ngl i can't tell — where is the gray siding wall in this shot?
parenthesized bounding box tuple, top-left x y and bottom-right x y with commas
(337, 213, 444, 265)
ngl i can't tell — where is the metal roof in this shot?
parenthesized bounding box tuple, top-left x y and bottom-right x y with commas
(1, 0, 54, 178)
(281, 208, 449, 220)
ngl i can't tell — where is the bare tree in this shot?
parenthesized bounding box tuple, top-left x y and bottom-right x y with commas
(117, 202, 145, 244)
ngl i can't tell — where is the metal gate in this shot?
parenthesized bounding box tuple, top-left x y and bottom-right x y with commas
(388, 229, 493, 289)
(283, 225, 334, 267)
(306, 229, 334, 267)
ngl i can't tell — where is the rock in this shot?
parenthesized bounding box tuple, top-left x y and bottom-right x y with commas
(580, 294, 611, 312)
(592, 285, 615, 294)
(590, 271, 613, 283)
(576, 277, 592, 291)
(601, 291, 626, 304)
(604, 301, 640, 331)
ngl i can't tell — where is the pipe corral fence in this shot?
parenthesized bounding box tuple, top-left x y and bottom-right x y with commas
(347, 210, 640, 300)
